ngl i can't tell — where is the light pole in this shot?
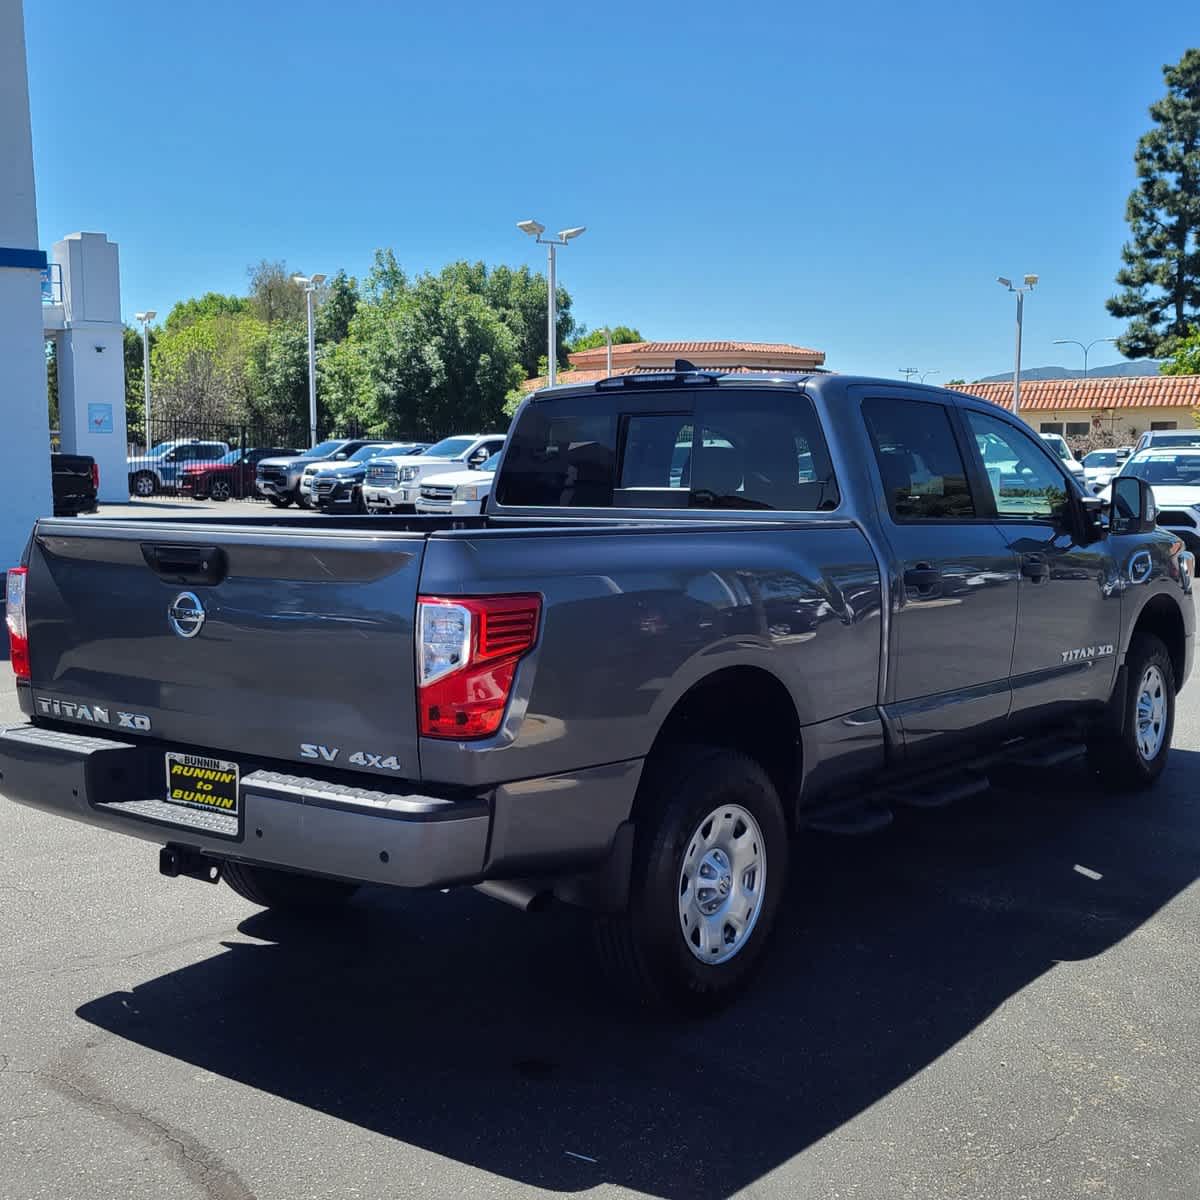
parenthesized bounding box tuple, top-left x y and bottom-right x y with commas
(997, 275, 1038, 416)
(919, 370, 939, 384)
(517, 219, 586, 386)
(900, 367, 920, 383)
(134, 310, 156, 449)
(603, 326, 613, 376)
(291, 273, 326, 447)
(1053, 337, 1116, 380)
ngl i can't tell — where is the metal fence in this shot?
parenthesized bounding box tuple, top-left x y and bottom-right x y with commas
(128, 418, 435, 501)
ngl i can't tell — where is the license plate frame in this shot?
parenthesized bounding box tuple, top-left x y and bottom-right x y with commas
(164, 752, 240, 818)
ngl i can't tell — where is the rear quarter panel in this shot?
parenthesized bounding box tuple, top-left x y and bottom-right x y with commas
(418, 522, 883, 786)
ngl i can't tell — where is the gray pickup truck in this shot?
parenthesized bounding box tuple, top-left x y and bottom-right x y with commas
(2, 371, 1193, 1012)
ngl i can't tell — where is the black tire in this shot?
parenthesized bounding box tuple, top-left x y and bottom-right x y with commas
(222, 861, 360, 911)
(268, 495, 292, 509)
(594, 746, 788, 1015)
(209, 479, 232, 501)
(1088, 632, 1175, 790)
(131, 471, 157, 498)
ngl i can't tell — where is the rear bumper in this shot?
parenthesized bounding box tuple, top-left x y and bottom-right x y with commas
(0, 724, 487, 887)
(0, 723, 641, 890)
(52, 494, 98, 516)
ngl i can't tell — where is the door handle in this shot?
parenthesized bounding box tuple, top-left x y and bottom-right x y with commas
(903, 564, 941, 595)
(1020, 554, 1050, 583)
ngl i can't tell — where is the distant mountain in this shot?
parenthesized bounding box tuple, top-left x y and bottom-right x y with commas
(975, 362, 1162, 383)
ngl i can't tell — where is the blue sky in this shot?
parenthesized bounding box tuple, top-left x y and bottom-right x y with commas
(23, 0, 1199, 381)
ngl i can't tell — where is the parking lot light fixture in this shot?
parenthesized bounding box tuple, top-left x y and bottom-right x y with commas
(517, 219, 586, 387)
(997, 274, 1038, 416)
(134, 311, 156, 450)
(292, 274, 327, 448)
(1053, 337, 1117, 380)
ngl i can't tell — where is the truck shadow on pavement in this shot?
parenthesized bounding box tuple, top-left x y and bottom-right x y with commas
(76, 752, 1200, 1199)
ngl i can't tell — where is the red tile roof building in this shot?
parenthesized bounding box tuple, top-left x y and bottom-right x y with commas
(954, 374, 1200, 442)
(522, 339, 824, 391)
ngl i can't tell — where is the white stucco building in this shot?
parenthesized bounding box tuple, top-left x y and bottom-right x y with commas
(0, 0, 53, 567)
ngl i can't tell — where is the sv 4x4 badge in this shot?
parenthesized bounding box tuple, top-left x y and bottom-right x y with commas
(300, 743, 402, 771)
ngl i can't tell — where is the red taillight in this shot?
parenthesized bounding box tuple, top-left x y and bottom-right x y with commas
(417, 594, 541, 739)
(91, 462, 99, 491)
(6, 567, 29, 680)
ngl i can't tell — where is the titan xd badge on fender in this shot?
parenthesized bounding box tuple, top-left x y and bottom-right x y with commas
(168, 591, 205, 638)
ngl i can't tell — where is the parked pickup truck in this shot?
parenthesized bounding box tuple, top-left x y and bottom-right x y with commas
(2, 371, 1193, 1013)
(50, 452, 98, 516)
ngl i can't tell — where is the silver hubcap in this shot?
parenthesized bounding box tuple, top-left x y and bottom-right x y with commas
(212, 481, 230, 499)
(1135, 664, 1168, 762)
(678, 803, 766, 965)
(135, 476, 153, 496)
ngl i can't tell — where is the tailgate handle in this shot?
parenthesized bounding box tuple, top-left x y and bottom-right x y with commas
(141, 543, 227, 585)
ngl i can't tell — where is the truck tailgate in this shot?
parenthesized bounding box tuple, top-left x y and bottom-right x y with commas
(25, 521, 427, 780)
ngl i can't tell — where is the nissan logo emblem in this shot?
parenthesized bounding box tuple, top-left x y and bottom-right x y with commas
(168, 591, 206, 639)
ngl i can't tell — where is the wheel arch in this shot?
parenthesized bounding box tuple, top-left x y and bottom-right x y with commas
(641, 665, 803, 823)
(1127, 592, 1187, 692)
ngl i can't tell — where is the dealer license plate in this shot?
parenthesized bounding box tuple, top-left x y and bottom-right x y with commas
(165, 752, 240, 816)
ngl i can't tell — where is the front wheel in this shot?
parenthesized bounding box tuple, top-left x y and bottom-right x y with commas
(222, 861, 359, 911)
(1088, 632, 1176, 789)
(267, 495, 292, 509)
(131, 472, 157, 498)
(593, 746, 788, 1014)
(209, 478, 232, 501)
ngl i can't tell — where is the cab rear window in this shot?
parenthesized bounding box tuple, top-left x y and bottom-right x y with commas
(495, 388, 838, 511)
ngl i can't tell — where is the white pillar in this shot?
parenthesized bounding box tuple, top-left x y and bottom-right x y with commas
(54, 233, 130, 501)
(0, 0, 53, 563)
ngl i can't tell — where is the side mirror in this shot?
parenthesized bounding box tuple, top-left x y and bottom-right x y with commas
(1110, 476, 1157, 535)
(334, 452, 349, 461)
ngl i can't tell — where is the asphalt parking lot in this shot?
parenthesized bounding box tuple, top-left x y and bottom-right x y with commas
(2, 678, 1199, 1198)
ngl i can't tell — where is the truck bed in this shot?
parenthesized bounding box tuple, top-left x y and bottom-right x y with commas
(20, 510, 879, 790)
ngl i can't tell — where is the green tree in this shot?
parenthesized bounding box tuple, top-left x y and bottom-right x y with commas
(945, 377, 967, 387)
(1107, 49, 1200, 358)
(247, 319, 310, 426)
(569, 324, 644, 352)
(317, 269, 359, 344)
(46, 340, 59, 432)
(152, 312, 266, 423)
(1161, 324, 1200, 374)
(248, 259, 307, 325)
(363, 270, 523, 438)
(164, 292, 248, 332)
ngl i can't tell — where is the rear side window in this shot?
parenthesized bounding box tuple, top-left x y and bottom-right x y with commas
(687, 391, 837, 510)
(494, 406, 617, 507)
(863, 396, 975, 520)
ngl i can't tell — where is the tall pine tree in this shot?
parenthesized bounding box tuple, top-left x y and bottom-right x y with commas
(1107, 49, 1200, 359)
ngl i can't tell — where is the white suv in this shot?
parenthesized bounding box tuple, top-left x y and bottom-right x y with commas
(362, 434, 506, 512)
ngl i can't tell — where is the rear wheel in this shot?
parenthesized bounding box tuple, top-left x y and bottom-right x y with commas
(209, 478, 232, 501)
(268, 495, 292, 509)
(1088, 632, 1175, 789)
(593, 746, 788, 1014)
(222, 861, 359, 911)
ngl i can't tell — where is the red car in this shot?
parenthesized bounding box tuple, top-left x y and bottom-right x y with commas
(180, 447, 299, 501)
